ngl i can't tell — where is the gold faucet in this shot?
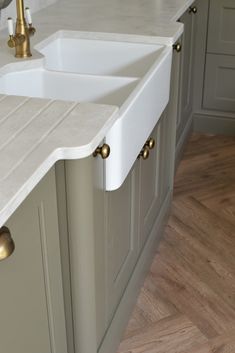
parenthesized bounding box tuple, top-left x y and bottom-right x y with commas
(7, 0, 35, 58)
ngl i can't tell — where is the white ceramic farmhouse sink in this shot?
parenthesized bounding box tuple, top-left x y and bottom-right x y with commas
(0, 31, 172, 191)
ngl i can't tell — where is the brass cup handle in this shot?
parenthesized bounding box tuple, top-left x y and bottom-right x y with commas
(93, 143, 110, 159)
(189, 6, 197, 14)
(0, 226, 15, 261)
(145, 138, 155, 150)
(138, 146, 150, 160)
(173, 43, 182, 53)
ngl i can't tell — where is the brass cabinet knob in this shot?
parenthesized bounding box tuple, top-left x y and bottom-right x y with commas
(0, 226, 15, 261)
(93, 143, 110, 159)
(173, 43, 182, 53)
(145, 138, 155, 150)
(189, 6, 197, 14)
(138, 146, 150, 160)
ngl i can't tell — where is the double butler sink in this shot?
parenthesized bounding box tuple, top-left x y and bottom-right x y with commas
(0, 31, 172, 190)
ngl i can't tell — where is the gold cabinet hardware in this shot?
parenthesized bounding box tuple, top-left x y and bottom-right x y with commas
(189, 6, 197, 14)
(93, 143, 110, 159)
(173, 43, 182, 53)
(138, 146, 150, 160)
(145, 138, 155, 150)
(0, 226, 15, 261)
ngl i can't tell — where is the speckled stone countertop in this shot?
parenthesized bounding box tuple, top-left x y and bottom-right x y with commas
(0, 0, 195, 226)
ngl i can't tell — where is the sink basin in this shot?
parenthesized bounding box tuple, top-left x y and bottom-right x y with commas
(0, 31, 172, 191)
(35, 31, 165, 77)
(0, 68, 138, 105)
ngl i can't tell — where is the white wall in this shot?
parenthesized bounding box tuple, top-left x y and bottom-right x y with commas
(0, 0, 57, 30)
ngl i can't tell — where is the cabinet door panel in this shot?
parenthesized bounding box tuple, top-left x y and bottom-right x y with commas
(0, 168, 67, 353)
(65, 157, 139, 348)
(160, 110, 173, 200)
(139, 109, 174, 248)
(105, 163, 139, 321)
(203, 53, 235, 113)
(208, 0, 235, 55)
(139, 121, 161, 247)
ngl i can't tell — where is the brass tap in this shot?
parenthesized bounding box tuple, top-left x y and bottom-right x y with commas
(7, 0, 35, 58)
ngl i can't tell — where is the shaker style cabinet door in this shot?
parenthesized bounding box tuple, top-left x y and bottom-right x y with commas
(139, 108, 175, 249)
(203, 0, 235, 114)
(203, 53, 235, 113)
(139, 118, 162, 248)
(0, 168, 67, 353)
(207, 0, 235, 55)
(65, 156, 140, 350)
(104, 160, 139, 322)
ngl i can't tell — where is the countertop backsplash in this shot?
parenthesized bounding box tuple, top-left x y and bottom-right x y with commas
(0, 0, 56, 30)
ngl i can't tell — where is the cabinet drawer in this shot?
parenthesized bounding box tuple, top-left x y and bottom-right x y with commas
(203, 53, 235, 113)
(207, 0, 235, 55)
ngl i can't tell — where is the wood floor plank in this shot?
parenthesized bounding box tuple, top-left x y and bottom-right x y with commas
(124, 283, 178, 338)
(182, 330, 235, 353)
(164, 224, 235, 311)
(153, 242, 235, 336)
(118, 314, 207, 353)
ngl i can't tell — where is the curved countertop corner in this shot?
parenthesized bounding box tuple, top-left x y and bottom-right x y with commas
(0, 97, 118, 226)
(0, 0, 196, 226)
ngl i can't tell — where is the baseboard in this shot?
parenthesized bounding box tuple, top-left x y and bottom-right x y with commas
(98, 190, 172, 353)
(175, 116, 193, 171)
(193, 112, 235, 136)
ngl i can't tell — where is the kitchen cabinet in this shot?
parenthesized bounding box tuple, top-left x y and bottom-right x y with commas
(203, 0, 235, 114)
(176, 2, 197, 161)
(0, 6, 182, 352)
(193, 0, 235, 134)
(65, 151, 140, 352)
(203, 53, 235, 112)
(104, 109, 174, 327)
(139, 121, 162, 248)
(64, 106, 177, 353)
(139, 110, 172, 248)
(63, 30, 179, 353)
(207, 0, 235, 55)
(0, 167, 68, 353)
(103, 163, 140, 323)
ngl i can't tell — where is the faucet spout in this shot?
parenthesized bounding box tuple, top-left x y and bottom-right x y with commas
(16, 0, 24, 20)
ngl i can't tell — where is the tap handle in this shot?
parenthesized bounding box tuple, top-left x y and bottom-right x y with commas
(25, 7, 32, 25)
(25, 7, 36, 35)
(7, 17, 14, 36)
(7, 17, 16, 48)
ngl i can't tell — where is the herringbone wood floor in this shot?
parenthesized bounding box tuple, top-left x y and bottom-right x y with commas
(118, 133, 235, 353)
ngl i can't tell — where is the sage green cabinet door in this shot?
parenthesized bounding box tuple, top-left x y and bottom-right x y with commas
(159, 110, 175, 200)
(139, 108, 175, 248)
(104, 160, 139, 322)
(65, 156, 140, 352)
(203, 53, 235, 113)
(139, 119, 162, 247)
(0, 168, 67, 353)
(208, 0, 235, 55)
(177, 4, 197, 142)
